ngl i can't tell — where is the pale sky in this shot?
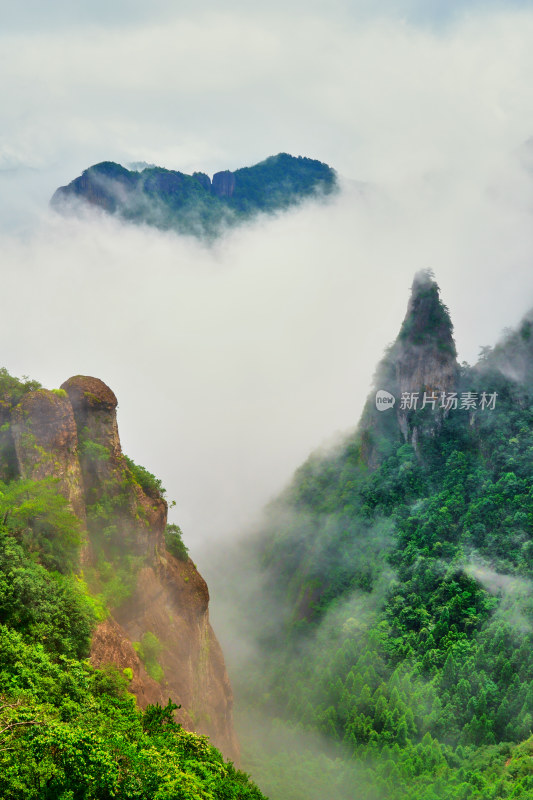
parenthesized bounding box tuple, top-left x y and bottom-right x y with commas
(2, 1, 533, 557)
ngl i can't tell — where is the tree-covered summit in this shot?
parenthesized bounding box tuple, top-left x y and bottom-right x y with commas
(51, 152, 337, 238)
(397, 269, 456, 356)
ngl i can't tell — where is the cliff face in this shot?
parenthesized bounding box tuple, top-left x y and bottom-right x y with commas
(11, 389, 86, 521)
(361, 271, 459, 465)
(212, 170, 236, 198)
(5, 375, 239, 762)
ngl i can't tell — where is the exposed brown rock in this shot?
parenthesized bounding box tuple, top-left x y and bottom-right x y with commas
(61, 375, 166, 558)
(4, 372, 239, 762)
(57, 374, 239, 762)
(11, 389, 86, 521)
(61, 375, 122, 463)
(106, 556, 239, 759)
(90, 616, 164, 708)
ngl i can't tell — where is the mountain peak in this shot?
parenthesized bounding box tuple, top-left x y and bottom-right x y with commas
(397, 269, 457, 357)
(51, 153, 337, 238)
(361, 271, 459, 464)
(377, 270, 458, 398)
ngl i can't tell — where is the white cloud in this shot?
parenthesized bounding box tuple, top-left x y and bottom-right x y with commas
(2, 4, 533, 558)
(2, 7, 533, 180)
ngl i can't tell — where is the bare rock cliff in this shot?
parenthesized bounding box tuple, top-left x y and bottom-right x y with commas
(211, 170, 236, 198)
(7, 375, 239, 762)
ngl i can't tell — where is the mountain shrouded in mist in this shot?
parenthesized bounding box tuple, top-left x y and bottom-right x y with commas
(0, 370, 265, 798)
(51, 153, 337, 238)
(360, 269, 459, 465)
(6, 269, 533, 798)
(210, 271, 533, 799)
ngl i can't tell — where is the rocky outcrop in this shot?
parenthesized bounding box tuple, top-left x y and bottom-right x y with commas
(360, 271, 459, 465)
(193, 172, 212, 191)
(11, 389, 86, 521)
(3, 375, 239, 763)
(394, 270, 458, 399)
(90, 616, 163, 707)
(61, 375, 167, 558)
(211, 170, 236, 198)
(61, 376, 121, 453)
(52, 162, 137, 214)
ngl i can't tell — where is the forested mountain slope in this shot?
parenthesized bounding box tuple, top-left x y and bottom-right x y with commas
(218, 271, 533, 800)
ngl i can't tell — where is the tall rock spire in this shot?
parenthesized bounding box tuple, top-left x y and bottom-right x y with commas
(394, 269, 457, 396)
(361, 271, 459, 464)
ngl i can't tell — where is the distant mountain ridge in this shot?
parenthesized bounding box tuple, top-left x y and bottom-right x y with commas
(51, 153, 337, 238)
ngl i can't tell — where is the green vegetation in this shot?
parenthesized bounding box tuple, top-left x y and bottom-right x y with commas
(84, 474, 145, 611)
(165, 522, 189, 561)
(124, 454, 166, 497)
(230, 153, 336, 214)
(136, 631, 164, 682)
(0, 528, 94, 659)
(85, 555, 144, 610)
(80, 449, 168, 611)
(52, 153, 338, 239)
(80, 438, 110, 462)
(0, 627, 265, 799)
(0, 369, 41, 483)
(0, 367, 41, 405)
(226, 297, 533, 798)
(398, 270, 456, 356)
(0, 477, 82, 574)
(0, 367, 265, 800)
(81, 449, 175, 611)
